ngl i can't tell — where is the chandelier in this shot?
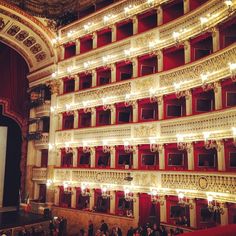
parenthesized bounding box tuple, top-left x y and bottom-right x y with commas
(125, 94, 136, 107)
(102, 141, 111, 153)
(225, 0, 234, 14)
(124, 189, 135, 202)
(207, 196, 224, 215)
(101, 187, 112, 199)
(124, 141, 135, 153)
(178, 192, 193, 209)
(65, 142, 73, 154)
(81, 184, 91, 197)
(203, 132, 218, 150)
(150, 189, 164, 205)
(149, 138, 162, 153)
(63, 182, 72, 194)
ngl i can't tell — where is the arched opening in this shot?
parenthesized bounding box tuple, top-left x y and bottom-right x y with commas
(0, 106, 22, 207)
(0, 42, 29, 207)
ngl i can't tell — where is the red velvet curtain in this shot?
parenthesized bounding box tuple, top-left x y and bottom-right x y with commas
(0, 42, 29, 118)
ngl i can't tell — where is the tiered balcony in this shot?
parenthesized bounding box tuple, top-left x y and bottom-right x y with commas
(35, 132, 49, 149)
(35, 100, 51, 117)
(32, 168, 47, 181)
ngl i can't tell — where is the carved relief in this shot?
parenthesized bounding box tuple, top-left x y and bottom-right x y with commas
(16, 30, 29, 41)
(133, 124, 158, 137)
(0, 17, 6, 30)
(7, 25, 20, 36)
(23, 36, 36, 47)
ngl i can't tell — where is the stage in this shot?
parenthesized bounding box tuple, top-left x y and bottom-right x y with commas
(0, 209, 49, 230)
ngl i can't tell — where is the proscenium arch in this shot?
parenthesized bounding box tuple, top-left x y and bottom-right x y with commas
(0, 0, 56, 72)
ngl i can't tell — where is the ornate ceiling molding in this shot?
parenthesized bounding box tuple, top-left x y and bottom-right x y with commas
(0, 1, 56, 72)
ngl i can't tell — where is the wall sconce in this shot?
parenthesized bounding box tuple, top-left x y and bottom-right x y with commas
(51, 36, 60, 47)
(124, 4, 135, 16)
(149, 138, 162, 152)
(173, 82, 190, 99)
(150, 189, 164, 205)
(46, 179, 54, 187)
(124, 188, 135, 202)
(201, 73, 214, 91)
(200, 16, 209, 30)
(149, 88, 158, 103)
(65, 142, 73, 154)
(125, 94, 136, 107)
(63, 181, 72, 193)
(232, 127, 236, 147)
(103, 14, 114, 25)
(51, 71, 58, 78)
(124, 48, 136, 63)
(176, 134, 192, 152)
(81, 183, 91, 197)
(82, 141, 91, 153)
(83, 101, 92, 113)
(229, 63, 236, 82)
(172, 29, 187, 47)
(178, 192, 193, 209)
(207, 196, 224, 215)
(84, 61, 93, 70)
(102, 140, 111, 153)
(102, 98, 113, 111)
(124, 141, 135, 153)
(101, 186, 112, 199)
(48, 143, 55, 152)
(225, 0, 234, 14)
(84, 22, 93, 33)
(147, 0, 155, 7)
(203, 132, 218, 150)
(67, 30, 74, 38)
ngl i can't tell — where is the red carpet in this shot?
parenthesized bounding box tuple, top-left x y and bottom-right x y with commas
(180, 224, 236, 236)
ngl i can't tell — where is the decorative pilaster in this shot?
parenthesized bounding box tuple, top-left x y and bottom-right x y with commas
(132, 16, 138, 35)
(160, 196, 167, 222)
(133, 193, 139, 221)
(132, 57, 138, 78)
(92, 32, 97, 49)
(111, 25, 117, 42)
(158, 145, 165, 170)
(217, 140, 225, 171)
(220, 203, 229, 225)
(214, 82, 222, 110)
(71, 187, 77, 208)
(90, 147, 95, 168)
(185, 90, 192, 116)
(110, 147, 116, 168)
(184, 40, 191, 64)
(110, 105, 116, 125)
(74, 75, 79, 91)
(133, 146, 138, 169)
(54, 187, 60, 206)
(212, 27, 220, 52)
(73, 148, 78, 167)
(110, 190, 116, 214)
(189, 199, 197, 228)
(75, 39, 80, 55)
(183, 0, 190, 14)
(157, 96, 164, 120)
(74, 110, 78, 129)
(111, 64, 116, 83)
(157, 6, 163, 26)
(92, 70, 97, 87)
(91, 108, 96, 127)
(132, 101, 138, 122)
(187, 143, 194, 170)
(89, 189, 95, 210)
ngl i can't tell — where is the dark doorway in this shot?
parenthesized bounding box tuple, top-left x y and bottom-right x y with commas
(0, 106, 22, 207)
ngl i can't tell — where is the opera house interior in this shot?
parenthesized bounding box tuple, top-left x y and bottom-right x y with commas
(1, 0, 236, 235)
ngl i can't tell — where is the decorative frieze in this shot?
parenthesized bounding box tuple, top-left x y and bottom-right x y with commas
(32, 168, 47, 181)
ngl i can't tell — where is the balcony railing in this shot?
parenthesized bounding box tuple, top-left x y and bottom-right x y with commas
(34, 132, 49, 149)
(55, 107, 236, 147)
(35, 100, 51, 117)
(53, 168, 236, 202)
(32, 168, 47, 181)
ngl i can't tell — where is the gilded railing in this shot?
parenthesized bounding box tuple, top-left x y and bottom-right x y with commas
(32, 168, 47, 181)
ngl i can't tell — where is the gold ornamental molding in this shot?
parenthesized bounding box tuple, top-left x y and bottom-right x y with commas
(32, 168, 47, 181)
(0, 1, 55, 72)
(49, 168, 236, 202)
(54, 107, 236, 147)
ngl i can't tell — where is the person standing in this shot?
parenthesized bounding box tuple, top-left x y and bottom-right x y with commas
(88, 220, 94, 236)
(100, 220, 108, 235)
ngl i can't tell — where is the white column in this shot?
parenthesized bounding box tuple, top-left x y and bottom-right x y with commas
(212, 27, 220, 53)
(133, 193, 139, 221)
(74, 111, 78, 129)
(186, 90, 192, 116)
(157, 6, 163, 26)
(90, 148, 95, 168)
(158, 96, 164, 120)
(111, 25, 117, 42)
(56, 150, 61, 167)
(189, 199, 197, 228)
(157, 50, 163, 72)
(133, 102, 138, 123)
(59, 80, 64, 95)
(71, 187, 77, 208)
(34, 183, 40, 200)
(132, 16, 138, 35)
(110, 191, 116, 214)
(184, 0, 190, 14)
(58, 113, 63, 130)
(184, 41, 191, 64)
(91, 108, 96, 127)
(160, 198, 167, 222)
(92, 70, 97, 87)
(187, 143, 194, 170)
(60, 45, 65, 60)
(75, 39, 80, 55)
(217, 141, 225, 171)
(159, 145, 165, 170)
(132, 57, 138, 78)
(27, 141, 36, 166)
(73, 148, 78, 167)
(35, 150, 41, 167)
(221, 204, 228, 225)
(89, 189, 95, 210)
(93, 32, 97, 49)
(110, 147, 116, 168)
(133, 146, 138, 169)
(111, 105, 116, 125)
(74, 75, 79, 91)
(54, 187, 60, 206)
(214, 82, 222, 110)
(111, 64, 116, 83)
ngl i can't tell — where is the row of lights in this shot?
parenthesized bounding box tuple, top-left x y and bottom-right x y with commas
(53, 0, 234, 46)
(47, 179, 226, 213)
(48, 127, 236, 154)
